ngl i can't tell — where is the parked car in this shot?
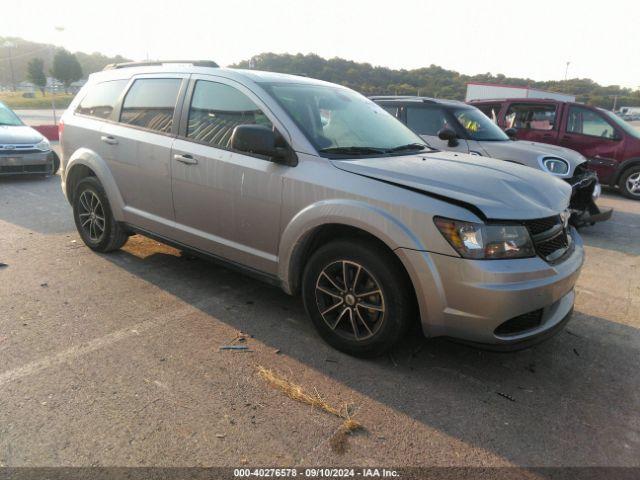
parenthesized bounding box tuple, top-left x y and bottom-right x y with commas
(371, 96, 612, 227)
(470, 98, 640, 200)
(60, 61, 584, 356)
(0, 101, 60, 176)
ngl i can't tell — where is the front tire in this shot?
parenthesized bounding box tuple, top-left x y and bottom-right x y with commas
(619, 166, 640, 200)
(73, 177, 128, 252)
(302, 240, 415, 357)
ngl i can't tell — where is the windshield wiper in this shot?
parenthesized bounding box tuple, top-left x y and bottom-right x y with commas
(319, 146, 388, 155)
(385, 143, 429, 153)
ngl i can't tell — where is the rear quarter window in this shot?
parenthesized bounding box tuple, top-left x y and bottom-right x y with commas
(75, 80, 128, 119)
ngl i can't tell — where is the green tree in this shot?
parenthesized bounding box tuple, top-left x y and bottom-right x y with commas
(51, 49, 83, 93)
(26, 58, 47, 95)
(233, 52, 638, 109)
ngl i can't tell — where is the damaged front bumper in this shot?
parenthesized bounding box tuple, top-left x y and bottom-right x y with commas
(567, 167, 613, 227)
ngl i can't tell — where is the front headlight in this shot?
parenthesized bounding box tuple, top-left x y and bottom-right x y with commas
(434, 217, 535, 260)
(542, 157, 569, 175)
(35, 138, 51, 151)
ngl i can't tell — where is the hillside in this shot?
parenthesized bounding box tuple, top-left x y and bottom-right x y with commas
(234, 53, 640, 110)
(0, 36, 130, 87)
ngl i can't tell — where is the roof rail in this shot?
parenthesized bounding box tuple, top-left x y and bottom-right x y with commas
(103, 60, 219, 70)
(369, 95, 438, 104)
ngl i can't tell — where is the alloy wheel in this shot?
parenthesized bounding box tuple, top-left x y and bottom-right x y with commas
(78, 190, 106, 242)
(314, 260, 385, 341)
(626, 172, 640, 196)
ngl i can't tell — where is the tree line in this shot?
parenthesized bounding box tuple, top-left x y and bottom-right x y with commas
(1, 36, 129, 94)
(234, 53, 640, 110)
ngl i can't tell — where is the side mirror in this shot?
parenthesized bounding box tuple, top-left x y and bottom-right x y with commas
(437, 127, 459, 147)
(230, 125, 296, 165)
(504, 127, 518, 140)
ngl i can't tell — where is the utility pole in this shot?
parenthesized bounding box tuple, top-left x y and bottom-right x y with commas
(564, 61, 570, 81)
(2, 41, 16, 91)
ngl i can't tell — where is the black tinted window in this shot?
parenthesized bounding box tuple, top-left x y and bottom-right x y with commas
(187, 80, 272, 148)
(120, 78, 181, 133)
(505, 103, 556, 131)
(76, 80, 128, 119)
(406, 107, 449, 135)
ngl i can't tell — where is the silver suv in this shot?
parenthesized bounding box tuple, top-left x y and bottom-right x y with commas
(371, 96, 612, 227)
(60, 61, 584, 356)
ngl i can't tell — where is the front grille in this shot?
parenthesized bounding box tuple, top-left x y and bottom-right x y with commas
(523, 215, 571, 263)
(495, 309, 543, 336)
(524, 216, 558, 236)
(0, 149, 40, 155)
(0, 164, 49, 174)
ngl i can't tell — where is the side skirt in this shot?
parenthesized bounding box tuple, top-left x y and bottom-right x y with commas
(124, 224, 284, 290)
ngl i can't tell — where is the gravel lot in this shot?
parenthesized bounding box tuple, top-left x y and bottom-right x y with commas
(0, 160, 639, 470)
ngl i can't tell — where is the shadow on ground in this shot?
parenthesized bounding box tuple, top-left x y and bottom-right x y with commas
(100, 237, 640, 468)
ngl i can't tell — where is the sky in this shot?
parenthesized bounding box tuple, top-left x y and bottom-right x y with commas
(3, 0, 639, 88)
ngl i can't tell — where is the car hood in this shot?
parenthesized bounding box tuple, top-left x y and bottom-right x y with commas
(478, 140, 586, 176)
(331, 151, 572, 220)
(0, 125, 45, 145)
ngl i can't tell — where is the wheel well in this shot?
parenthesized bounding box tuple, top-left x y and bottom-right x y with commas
(65, 164, 96, 201)
(614, 159, 640, 185)
(289, 224, 417, 304)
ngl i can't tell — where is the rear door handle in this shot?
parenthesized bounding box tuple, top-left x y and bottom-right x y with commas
(173, 153, 198, 165)
(101, 135, 118, 145)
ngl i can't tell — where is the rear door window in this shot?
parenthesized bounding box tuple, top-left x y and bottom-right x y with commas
(505, 103, 557, 130)
(406, 106, 449, 135)
(380, 105, 399, 118)
(475, 103, 502, 123)
(119, 78, 182, 134)
(186, 80, 272, 149)
(76, 80, 128, 119)
(566, 106, 616, 139)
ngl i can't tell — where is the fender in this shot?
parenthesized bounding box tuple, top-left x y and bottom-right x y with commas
(277, 198, 427, 295)
(63, 148, 127, 222)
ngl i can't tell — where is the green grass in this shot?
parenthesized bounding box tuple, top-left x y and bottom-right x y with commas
(0, 92, 74, 109)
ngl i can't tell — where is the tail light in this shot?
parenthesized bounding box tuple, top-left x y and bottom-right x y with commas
(58, 119, 64, 139)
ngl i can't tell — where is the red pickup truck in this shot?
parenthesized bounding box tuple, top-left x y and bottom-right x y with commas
(470, 98, 640, 199)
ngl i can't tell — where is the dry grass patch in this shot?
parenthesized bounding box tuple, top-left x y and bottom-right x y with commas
(257, 365, 363, 453)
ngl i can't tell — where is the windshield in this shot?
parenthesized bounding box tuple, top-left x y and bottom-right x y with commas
(602, 109, 640, 140)
(262, 83, 426, 156)
(0, 102, 23, 127)
(452, 107, 509, 141)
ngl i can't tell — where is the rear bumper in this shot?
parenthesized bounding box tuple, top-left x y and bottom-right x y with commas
(396, 228, 584, 348)
(0, 150, 54, 175)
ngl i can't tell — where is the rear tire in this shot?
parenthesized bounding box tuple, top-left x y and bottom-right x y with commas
(618, 166, 640, 200)
(73, 177, 128, 252)
(302, 239, 415, 357)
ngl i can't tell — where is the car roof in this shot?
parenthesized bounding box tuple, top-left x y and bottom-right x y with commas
(90, 62, 341, 88)
(369, 95, 469, 108)
(469, 98, 571, 105)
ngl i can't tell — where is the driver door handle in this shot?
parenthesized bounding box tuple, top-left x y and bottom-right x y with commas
(100, 135, 118, 145)
(173, 153, 198, 165)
